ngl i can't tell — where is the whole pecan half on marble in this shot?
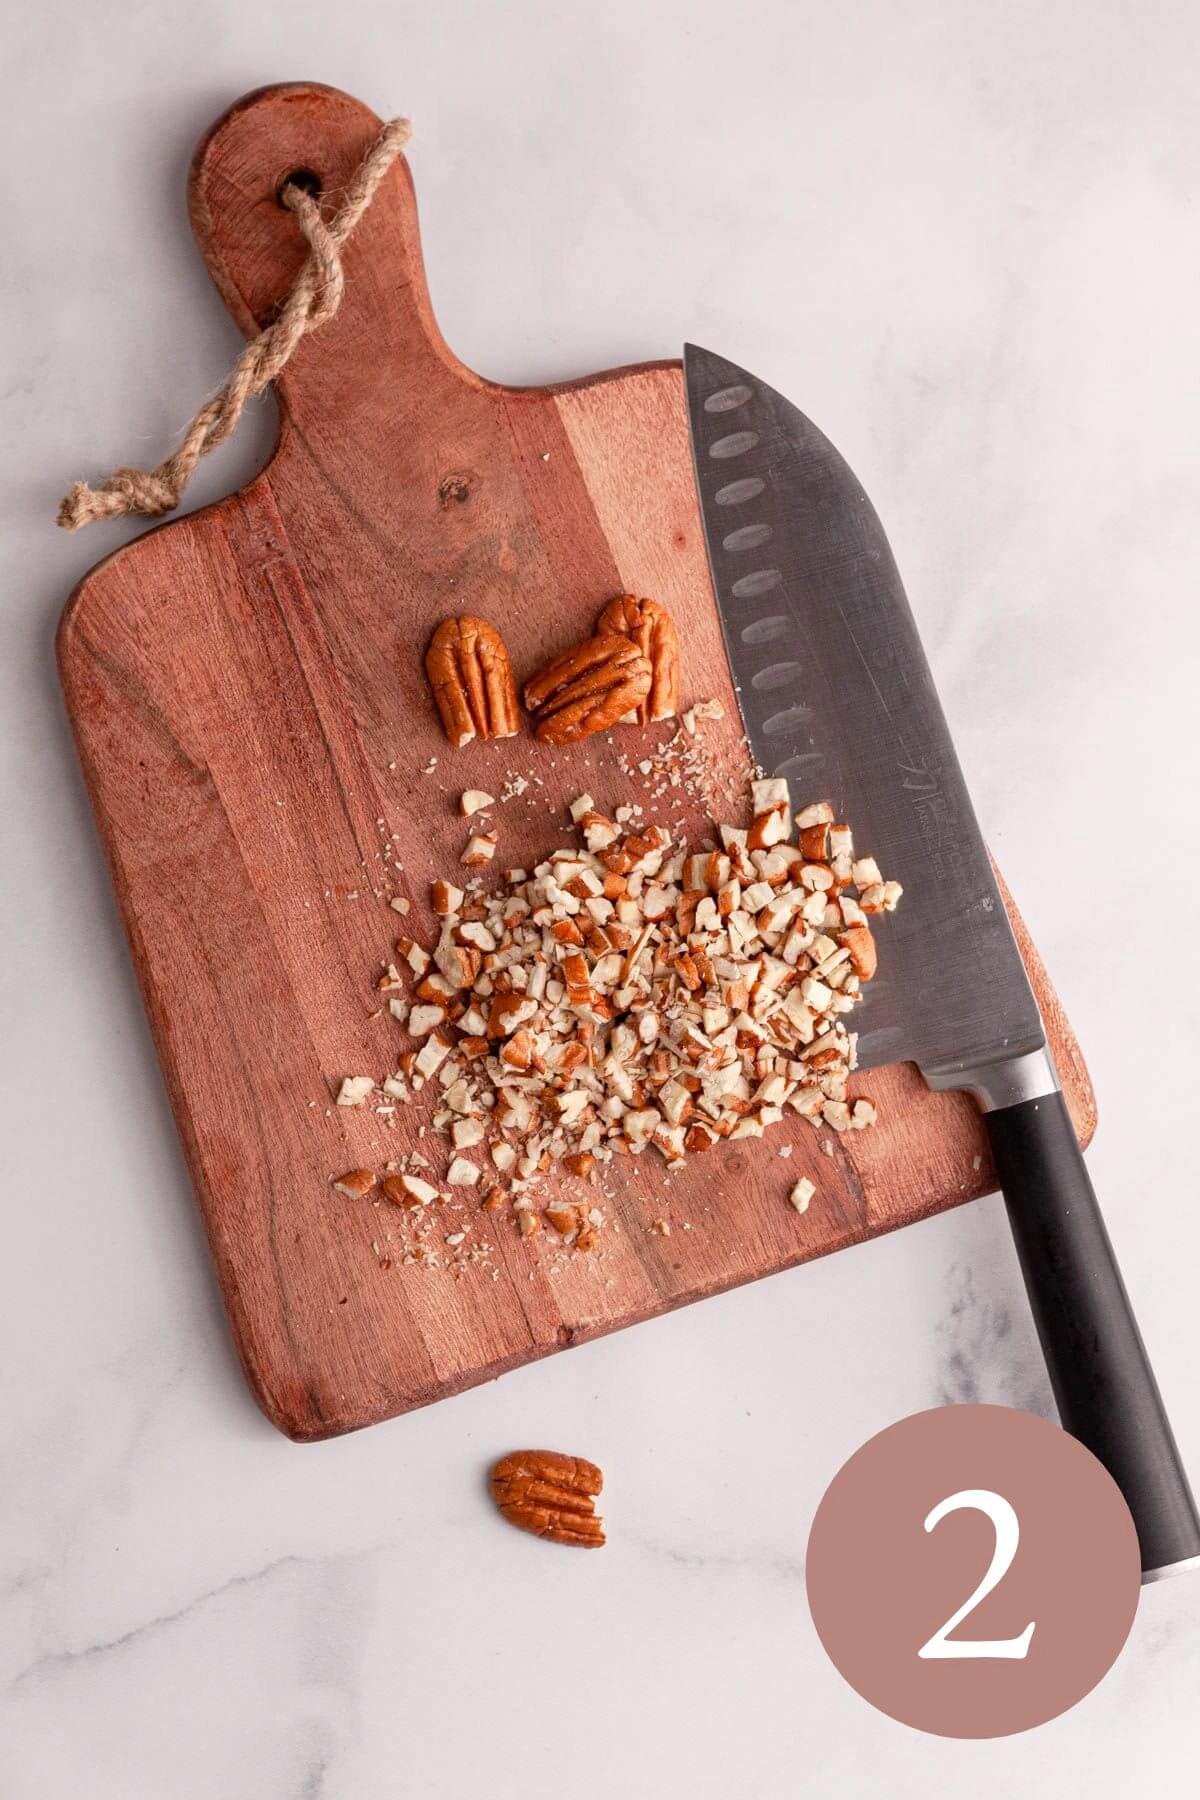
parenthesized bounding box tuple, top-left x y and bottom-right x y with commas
(594, 594, 680, 724)
(425, 615, 521, 748)
(489, 1449, 606, 1547)
(523, 634, 651, 744)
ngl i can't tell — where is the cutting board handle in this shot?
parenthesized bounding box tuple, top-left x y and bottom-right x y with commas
(188, 83, 471, 430)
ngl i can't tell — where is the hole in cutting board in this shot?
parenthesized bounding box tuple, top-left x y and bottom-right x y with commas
(276, 166, 323, 204)
(438, 472, 476, 508)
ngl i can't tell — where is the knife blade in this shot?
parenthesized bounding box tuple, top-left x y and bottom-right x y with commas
(684, 342, 1043, 1096)
(684, 342, 1200, 1578)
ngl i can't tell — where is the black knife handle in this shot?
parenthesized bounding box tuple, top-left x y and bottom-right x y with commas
(985, 1090, 1200, 1576)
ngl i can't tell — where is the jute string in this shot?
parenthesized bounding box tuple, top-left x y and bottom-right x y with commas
(57, 117, 412, 531)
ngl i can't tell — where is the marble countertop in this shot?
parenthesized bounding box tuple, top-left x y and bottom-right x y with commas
(4, 1, 1199, 1792)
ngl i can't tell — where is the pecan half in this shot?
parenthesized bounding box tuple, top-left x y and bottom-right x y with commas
(524, 634, 652, 744)
(425, 616, 520, 748)
(594, 594, 680, 723)
(490, 1449, 605, 1547)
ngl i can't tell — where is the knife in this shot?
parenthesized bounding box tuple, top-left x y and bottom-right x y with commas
(684, 342, 1200, 1579)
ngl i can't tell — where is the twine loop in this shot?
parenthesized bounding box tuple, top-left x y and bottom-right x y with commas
(58, 117, 411, 531)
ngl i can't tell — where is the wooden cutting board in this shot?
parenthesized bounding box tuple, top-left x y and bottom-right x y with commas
(58, 82, 1095, 1440)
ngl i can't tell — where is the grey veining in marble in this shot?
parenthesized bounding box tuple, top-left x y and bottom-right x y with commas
(3, 1, 1200, 1794)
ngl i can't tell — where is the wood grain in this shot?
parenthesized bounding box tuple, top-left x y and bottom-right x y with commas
(57, 83, 1096, 1440)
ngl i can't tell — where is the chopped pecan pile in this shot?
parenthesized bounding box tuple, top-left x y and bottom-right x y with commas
(490, 1449, 605, 1547)
(384, 780, 900, 1234)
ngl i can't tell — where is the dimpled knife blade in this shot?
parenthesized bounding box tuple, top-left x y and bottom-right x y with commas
(683, 343, 1045, 1084)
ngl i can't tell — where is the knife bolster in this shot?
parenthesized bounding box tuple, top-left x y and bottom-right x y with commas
(924, 1045, 1059, 1112)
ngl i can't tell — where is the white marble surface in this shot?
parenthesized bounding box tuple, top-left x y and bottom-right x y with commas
(3, 0, 1200, 1791)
